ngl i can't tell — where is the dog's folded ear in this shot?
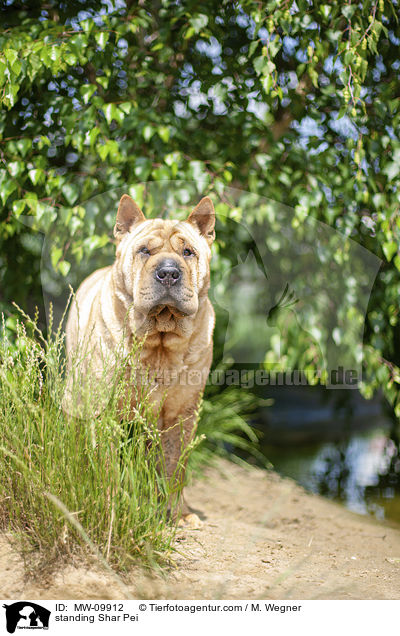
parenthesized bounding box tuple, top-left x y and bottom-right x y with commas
(187, 197, 215, 246)
(114, 194, 146, 240)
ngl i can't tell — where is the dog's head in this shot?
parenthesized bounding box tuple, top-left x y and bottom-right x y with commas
(113, 194, 215, 332)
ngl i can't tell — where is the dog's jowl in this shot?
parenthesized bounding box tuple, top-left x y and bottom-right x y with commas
(65, 194, 215, 522)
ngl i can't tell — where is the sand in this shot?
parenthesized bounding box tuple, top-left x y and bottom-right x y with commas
(1, 459, 400, 600)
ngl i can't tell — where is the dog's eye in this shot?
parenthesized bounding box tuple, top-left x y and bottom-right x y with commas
(139, 246, 150, 255)
(183, 247, 194, 257)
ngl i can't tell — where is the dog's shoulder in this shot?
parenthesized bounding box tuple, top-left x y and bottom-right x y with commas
(66, 266, 112, 353)
(77, 266, 112, 298)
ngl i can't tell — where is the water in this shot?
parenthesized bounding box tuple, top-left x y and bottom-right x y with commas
(263, 431, 400, 521)
(257, 385, 400, 523)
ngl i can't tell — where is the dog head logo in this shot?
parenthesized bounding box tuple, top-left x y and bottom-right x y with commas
(3, 602, 50, 633)
(112, 194, 215, 335)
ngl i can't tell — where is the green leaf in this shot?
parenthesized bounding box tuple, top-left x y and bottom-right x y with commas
(58, 260, 71, 276)
(51, 246, 63, 269)
(104, 103, 117, 125)
(62, 184, 79, 205)
(96, 76, 108, 90)
(15, 139, 32, 157)
(64, 52, 78, 65)
(253, 55, 265, 76)
(341, 5, 356, 18)
(183, 26, 195, 39)
(23, 192, 38, 212)
(189, 14, 208, 33)
(28, 169, 45, 186)
(319, 5, 331, 18)
(35, 202, 56, 228)
(97, 143, 109, 161)
(157, 126, 170, 142)
(134, 157, 152, 179)
(89, 127, 100, 146)
(261, 74, 273, 92)
(4, 49, 17, 66)
(248, 40, 259, 57)
(383, 241, 397, 262)
(3, 83, 19, 107)
(0, 59, 6, 84)
(38, 135, 51, 149)
(119, 102, 132, 115)
(12, 199, 26, 217)
(80, 19, 93, 34)
(0, 179, 16, 204)
(95, 32, 109, 50)
(80, 84, 97, 104)
(344, 50, 354, 66)
(142, 125, 154, 142)
(11, 59, 22, 76)
(8, 161, 23, 177)
(152, 165, 170, 180)
(309, 67, 319, 87)
(383, 162, 399, 182)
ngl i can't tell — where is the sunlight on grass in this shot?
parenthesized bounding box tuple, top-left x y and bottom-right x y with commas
(0, 302, 196, 573)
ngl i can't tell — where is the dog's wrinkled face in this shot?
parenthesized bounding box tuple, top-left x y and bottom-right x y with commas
(113, 195, 215, 332)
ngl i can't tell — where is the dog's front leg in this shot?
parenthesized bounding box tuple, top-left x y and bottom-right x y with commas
(160, 407, 201, 526)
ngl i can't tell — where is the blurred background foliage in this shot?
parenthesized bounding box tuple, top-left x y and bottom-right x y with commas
(0, 1, 400, 459)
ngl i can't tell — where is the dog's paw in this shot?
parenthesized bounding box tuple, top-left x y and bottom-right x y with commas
(177, 512, 203, 529)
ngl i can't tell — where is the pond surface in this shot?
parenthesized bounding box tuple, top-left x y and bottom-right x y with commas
(257, 385, 400, 524)
(263, 430, 400, 521)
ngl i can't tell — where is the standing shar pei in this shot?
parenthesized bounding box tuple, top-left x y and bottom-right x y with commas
(65, 194, 215, 523)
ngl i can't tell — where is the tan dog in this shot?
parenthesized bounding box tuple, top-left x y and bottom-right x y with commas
(65, 194, 215, 521)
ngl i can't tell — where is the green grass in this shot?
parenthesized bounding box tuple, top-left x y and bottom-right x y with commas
(0, 303, 265, 576)
(0, 304, 198, 574)
(193, 384, 271, 472)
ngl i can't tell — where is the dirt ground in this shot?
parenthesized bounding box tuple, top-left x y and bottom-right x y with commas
(1, 459, 400, 600)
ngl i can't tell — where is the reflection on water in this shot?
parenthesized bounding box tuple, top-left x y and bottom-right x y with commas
(264, 430, 400, 522)
(256, 385, 400, 524)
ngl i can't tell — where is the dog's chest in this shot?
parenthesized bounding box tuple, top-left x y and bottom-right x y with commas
(139, 337, 186, 380)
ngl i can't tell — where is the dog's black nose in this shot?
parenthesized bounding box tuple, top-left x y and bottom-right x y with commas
(155, 259, 181, 286)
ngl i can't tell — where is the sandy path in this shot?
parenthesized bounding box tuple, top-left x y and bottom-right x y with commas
(1, 460, 400, 600)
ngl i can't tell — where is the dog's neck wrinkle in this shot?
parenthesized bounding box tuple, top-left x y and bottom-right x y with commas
(136, 297, 210, 373)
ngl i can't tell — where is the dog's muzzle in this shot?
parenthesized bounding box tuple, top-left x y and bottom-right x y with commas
(155, 259, 182, 287)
